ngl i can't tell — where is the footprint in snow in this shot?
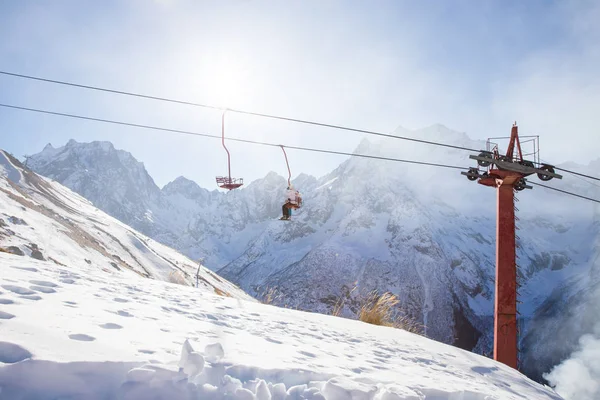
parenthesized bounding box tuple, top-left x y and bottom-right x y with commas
(69, 334, 96, 342)
(19, 295, 42, 301)
(30, 285, 57, 294)
(100, 323, 123, 329)
(29, 280, 58, 288)
(372, 350, 391, 359)
(60, 278, 76, 284)
(0, 310, 16, 319)
(0, 342, 32, 363)
(471, 366, 499, 375)
(10, 266, 38, 272)
(117, 310, 134, 317)
(412, 357, 438, 366)
(265, 337, 283, 344)
(209, 320, 229, 328)
(1, 285, 36, 295)
(113, 298, 129, 303)
(0, 298, 15, 305)
(138, 349, 155, 354)
(368, 363, 387, 371)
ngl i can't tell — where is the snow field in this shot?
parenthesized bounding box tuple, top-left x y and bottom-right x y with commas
(0, 254, 562, 399)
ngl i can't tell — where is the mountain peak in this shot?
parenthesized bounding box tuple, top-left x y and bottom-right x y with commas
(353, 137, 372, 154)
(163, 175, 201, 190)
(162, 175, 206, 199)
(28, 139, 161, 232)
(426, 123, 451, 131)
(265, 171, 281, 180)
(173, 175, 195, 184)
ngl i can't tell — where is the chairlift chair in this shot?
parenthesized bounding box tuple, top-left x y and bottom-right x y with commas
(215, 110, 244, 190)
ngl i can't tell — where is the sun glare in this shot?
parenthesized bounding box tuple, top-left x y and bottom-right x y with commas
(202, 58, 252, 108)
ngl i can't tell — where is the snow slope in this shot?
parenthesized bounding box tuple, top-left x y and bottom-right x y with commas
(0, 149, 251, 300)
(0, 253, 563, 400)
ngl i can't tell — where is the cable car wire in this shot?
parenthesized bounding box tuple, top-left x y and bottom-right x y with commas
(0, 71, 221, 111)
(563, 171, 600, 189)
(1, 101, 599, 205)
(0, 70, 480, 153)
(552, 166, 600, 182)
(529, 182, 600, 204)
(0, 103, 467, 170)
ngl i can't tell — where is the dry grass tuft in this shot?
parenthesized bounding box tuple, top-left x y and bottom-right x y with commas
(358, 291, 400, 327)
(214, 287, 231, 297)
(359, 291, 423, 334)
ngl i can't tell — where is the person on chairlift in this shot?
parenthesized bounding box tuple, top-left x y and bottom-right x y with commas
(281, 185, 302, 220)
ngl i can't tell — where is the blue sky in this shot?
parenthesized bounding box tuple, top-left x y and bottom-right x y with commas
(1, 0, 599, 188)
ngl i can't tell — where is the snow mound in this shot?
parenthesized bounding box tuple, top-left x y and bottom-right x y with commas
(0, 254, 562, 399)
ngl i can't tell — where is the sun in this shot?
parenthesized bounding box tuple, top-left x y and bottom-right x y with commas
(201, 57, 253, 108)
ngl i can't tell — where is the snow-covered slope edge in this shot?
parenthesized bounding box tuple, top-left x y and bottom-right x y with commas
(0, 253, 562, 399)
(0, 149, 251, 301)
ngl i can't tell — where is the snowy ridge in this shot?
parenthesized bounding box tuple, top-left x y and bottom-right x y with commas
(0, 149, 251, 300)
(0, 253, 563, 399)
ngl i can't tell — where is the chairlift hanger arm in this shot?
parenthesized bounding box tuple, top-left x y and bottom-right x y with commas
(280, 145, 292, 187)
(221, 110, 231, 180)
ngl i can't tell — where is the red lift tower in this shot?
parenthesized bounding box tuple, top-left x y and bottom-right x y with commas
(462, 123, 562, 368)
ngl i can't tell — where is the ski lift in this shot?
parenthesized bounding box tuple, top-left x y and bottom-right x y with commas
(279, 146, 303, 221)
(215, 110, 244, 190)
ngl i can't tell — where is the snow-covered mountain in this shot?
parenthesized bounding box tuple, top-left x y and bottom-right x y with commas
(0, 149, 251, 300)
(26, 125, 600, 383)
(26, 140, 162, 235)
(0, 253, 563, 400)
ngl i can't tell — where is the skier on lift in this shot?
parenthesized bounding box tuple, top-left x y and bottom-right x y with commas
(281, 185, 302, 220)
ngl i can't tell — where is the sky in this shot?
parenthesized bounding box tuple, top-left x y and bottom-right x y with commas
(0, 0, 599, 188)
